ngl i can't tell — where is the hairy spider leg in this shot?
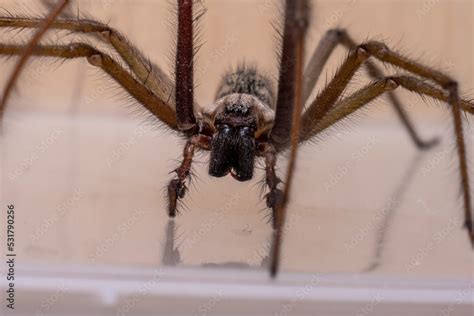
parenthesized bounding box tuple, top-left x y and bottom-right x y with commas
(302, 29, 438, 149)
(268, 0, 309, 277)
(299, 41, 473, 247)
(0, 0, 70, 117)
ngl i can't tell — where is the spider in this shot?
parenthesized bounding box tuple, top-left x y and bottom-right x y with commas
(0, 0, 473, 277)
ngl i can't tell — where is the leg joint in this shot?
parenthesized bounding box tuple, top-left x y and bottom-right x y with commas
(327, 28, 346, 39)
(446, 80, 459, 103)
(87, 53, 103, 67)
(359, 41, 389, 58)
(383, 77, 400, 91)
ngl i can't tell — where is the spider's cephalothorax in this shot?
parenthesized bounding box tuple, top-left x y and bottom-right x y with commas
(206, 67, 275, 181)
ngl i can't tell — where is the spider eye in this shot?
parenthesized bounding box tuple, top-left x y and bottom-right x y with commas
(218, 124, 230, 132)
(240, 127, 251, 137)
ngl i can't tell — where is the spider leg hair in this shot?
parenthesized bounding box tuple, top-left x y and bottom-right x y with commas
(0, 42, 178, 129)
(0, 0, 70, 117)
(167, 134, 211, 217)
(269, 0, 309, 278)
(174, 0, 198, 132)
(0, 13, 189, 117)
(303, 28, 439, 149)
(303, 74, 474, 247)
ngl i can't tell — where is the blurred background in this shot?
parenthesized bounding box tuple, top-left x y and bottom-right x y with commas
(0, 0, 473, 315)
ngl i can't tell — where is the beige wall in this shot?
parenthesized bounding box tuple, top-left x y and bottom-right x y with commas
(0, 0, 472, 119)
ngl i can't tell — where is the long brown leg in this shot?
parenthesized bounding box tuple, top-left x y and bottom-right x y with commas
(301, 46, 370, 136)
(0, 43, 178, 129)
(167, 135, 210, 217)
(448, 86, 473, 246)
(270, 0, 308, 148)
(303, 29, 437, 149)
(309, 75, 472, 138)
(0, 0, 69, 116)
(304, 75, 473, 245)
(166, 0, 205, 216)
(259, 143, 282, 229)
(301, 41, 473, 239)
(338, 31, 440, 149)
(302, 30, 339, 104)
(0, 16, 177, 110)
(302, 42, 473, 130)
(269, 0, 309, 277)
(175, 0, 197, 131)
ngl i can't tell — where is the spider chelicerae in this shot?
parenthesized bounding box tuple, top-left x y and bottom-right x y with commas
(0, 0, 473, 277)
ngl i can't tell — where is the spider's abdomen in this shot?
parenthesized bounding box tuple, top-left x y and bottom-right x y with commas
(216, 66, 275, 107)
